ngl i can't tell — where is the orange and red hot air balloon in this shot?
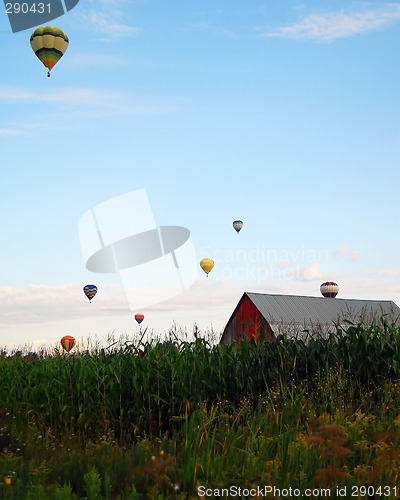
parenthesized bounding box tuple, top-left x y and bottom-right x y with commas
(135, 313, 144, 325)
(61, 335, 75, 353)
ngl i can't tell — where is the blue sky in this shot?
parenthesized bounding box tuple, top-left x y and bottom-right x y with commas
(0, 0, 399, 349)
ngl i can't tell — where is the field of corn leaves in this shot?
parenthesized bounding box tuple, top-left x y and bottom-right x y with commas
(1, 318, 400, 499)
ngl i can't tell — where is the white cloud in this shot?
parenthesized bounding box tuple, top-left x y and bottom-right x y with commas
(62, 53, 128, 68)
(0, 86, 118, 107)
(292, 262, 323, 281)
(274, 262, 292, 269)
(346, 277, 400, 305)
(0, 280, 241, 326)
(248, 269, 400, 305)
(364, 268, 400, 277)
(145, 279, 243, 311)
(0, 87, 33, 101)
(0, 85, 172, 135)
(261, 4, 400, 41)
(332, 246, 362, 262)
(0, 85, 173, 120)
(0, 128, 30, 136)
(183, 21, 235, 37)
(1, 272, 398, 349)
(73, 0, 143, 39)
(80, 11, 142, 38)
(0, 283, 129, 325)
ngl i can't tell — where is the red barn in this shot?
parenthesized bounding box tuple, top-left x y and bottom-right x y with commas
(220, 292, 400, 344)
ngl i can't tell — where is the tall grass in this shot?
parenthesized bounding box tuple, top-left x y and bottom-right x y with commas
(0, 318, 400, 498)
(1, 318, 400, 440)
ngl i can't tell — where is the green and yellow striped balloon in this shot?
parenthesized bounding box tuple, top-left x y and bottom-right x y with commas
(30, 26, 69, 77)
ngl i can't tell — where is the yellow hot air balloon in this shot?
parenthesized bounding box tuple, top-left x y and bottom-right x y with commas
(30, 26, 69, 77)
(200, 258, 214, 277)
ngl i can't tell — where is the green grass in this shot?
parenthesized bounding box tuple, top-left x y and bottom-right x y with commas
(1, 318, 400, 498)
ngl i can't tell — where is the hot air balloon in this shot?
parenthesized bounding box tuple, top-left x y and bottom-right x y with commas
(200, 258, 214, 277)
(30, 26, 69, 77)
(135, 313, 144, 325)
(83, 284, 98, 302)
(61, 335, 75, 353)
(320, 282, 339, 298)
(233, 220, 243, 234)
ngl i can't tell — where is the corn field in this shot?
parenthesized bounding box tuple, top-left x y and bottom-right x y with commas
(1, 318, 400, 499)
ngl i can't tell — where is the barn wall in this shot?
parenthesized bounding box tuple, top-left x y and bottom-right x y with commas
(221, 314, 236, 344)
(220, 295, 276, 344)
(238, 295, 261, 341)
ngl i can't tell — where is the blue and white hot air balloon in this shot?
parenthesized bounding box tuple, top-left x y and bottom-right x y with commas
(232, 220, 243, 234)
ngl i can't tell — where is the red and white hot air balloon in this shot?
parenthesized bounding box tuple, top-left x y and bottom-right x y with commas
(320, 282, 339, 298)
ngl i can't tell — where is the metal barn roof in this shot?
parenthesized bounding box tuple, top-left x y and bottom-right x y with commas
(246, 292, 400, 329)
